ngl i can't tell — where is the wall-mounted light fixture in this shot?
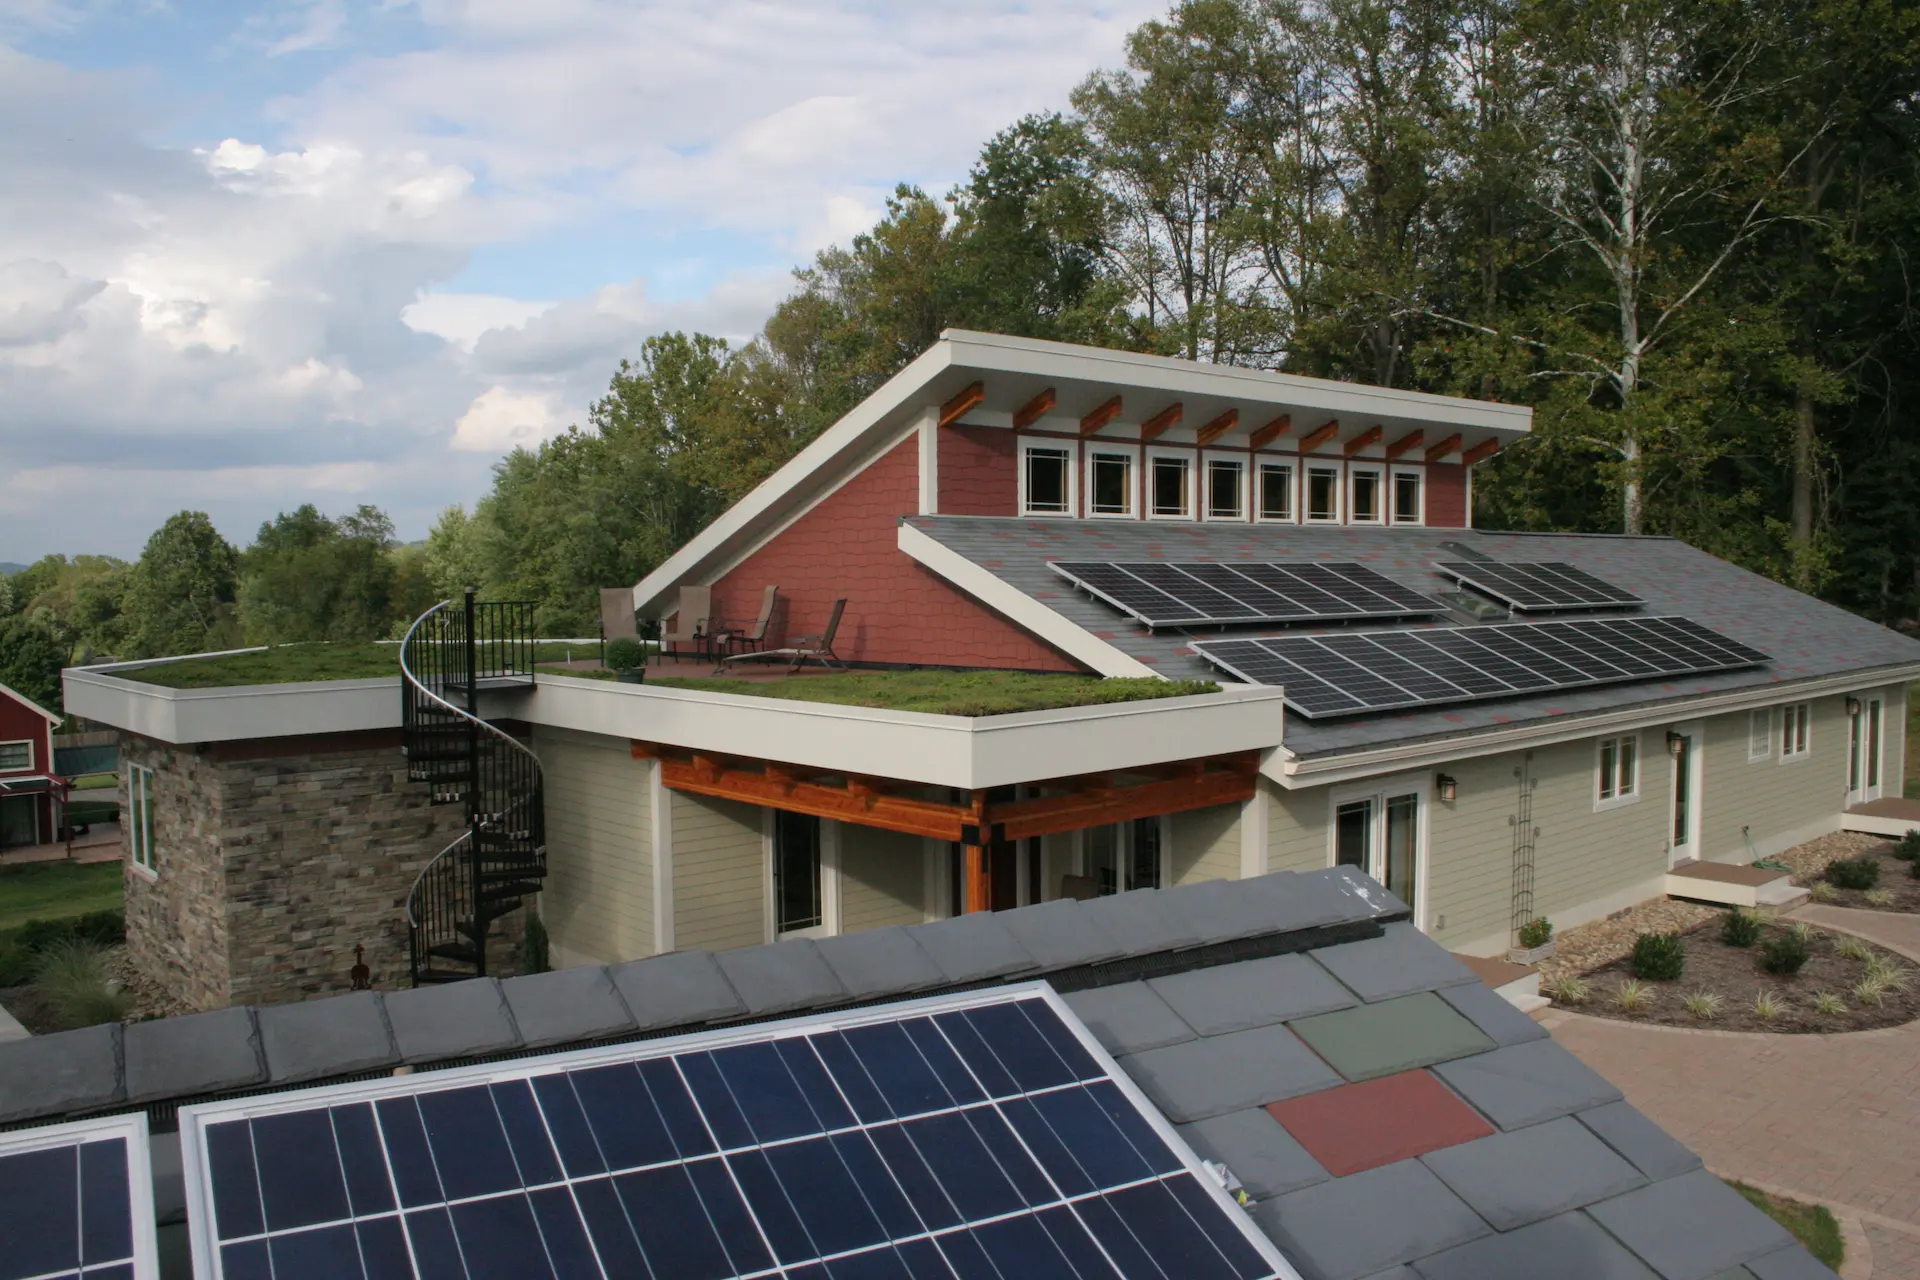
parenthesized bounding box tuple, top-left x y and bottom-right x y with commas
(1436, 773, 1458, 803)
(1666, 731, 1685, 759)
(1846, 696, 1862, 717)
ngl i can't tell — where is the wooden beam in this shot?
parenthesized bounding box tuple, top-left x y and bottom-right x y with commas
(1385, 429, 1424, 461)
(1195, 409, 1239, 447)
(656, 756, 969, 841)
(1013, 388, 1056, 431)
(1079, 396, 1123, 436)
(990, 766, 1257, 842)
(1424, 433, 1462, 463)
(1462, 438, 1500, 466)
(939, 381, 985, 428)
(964, 844, 990, 913)
(1140, 403, 1184, 442)
(1299, 419, 1339, 452)
(1343, 425, 1384, 457)
(1249, 414, 1291, 450)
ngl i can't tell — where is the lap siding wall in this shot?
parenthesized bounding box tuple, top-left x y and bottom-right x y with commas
(672, 792, 766, 951)
(1171, 803, 1241, 884)
(839, 823, 925, 931)
(1698, 694, 1852, 862)
(534, 726, 652, 967)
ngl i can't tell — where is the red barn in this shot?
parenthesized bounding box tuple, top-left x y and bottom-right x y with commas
(0, 681, 61, 851)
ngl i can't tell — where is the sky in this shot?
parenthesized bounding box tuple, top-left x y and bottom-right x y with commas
(0, 0, 1162, 561)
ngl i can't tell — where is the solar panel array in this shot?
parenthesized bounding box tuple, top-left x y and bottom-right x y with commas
(1050, 561, 1439, 629)
(181, 989, 1291, 1280)
(0, 1113, 153, 1280)
(1192, 616, 1769, 718)
(1435, 561, 1643, 613)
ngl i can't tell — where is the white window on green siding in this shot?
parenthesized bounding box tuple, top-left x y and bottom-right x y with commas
(127, 763, 156, 874)
(1780, 703, 1811, 762)
(0, 740, 31, 772)
(1595, 734, 1640, 809)
(1748, 709, 1773, 761)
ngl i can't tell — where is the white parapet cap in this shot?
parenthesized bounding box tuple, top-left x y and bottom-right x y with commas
(61, 663, 1288, 790)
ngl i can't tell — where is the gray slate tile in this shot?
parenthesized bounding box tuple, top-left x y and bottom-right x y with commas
(258, 992, 397, 1083)
(1240, 869, 1385, 933)
(1161, 877, 1297, 945)
(0, 1023, 123, 1122)
(1323, 866, 1413, 920)
(125, 1007, 263, 1103)
(1176, 1107, 1330, 1199)
(1117, 1023, 1341, 1123)
(1410, 1211, 1661, 1280)
(611, 950, 745, 1028)
(1437, 981, 1551, 1047)
(1255, 1159, 1491, 1280)
(1432, 1040, 1622, 1131)
(1312, 923, 1479, 1002)
(995, 898, 1125, 970)
(385, 978, 522, 1062)
(1577, 1101, 1705, 1181)
(1078, 887, 1204, 955)
(713, 940, 847, 1016)
(1587, 1170, 1794, 1280)
(1745, 1245, 1840, 1280)
(1064, 983, 1195, 1056)
(815, 927, 946, 998)
(501, 965, 635, 1048)
(1420, 1116, 1647, 1231)
(1360, 1271, 1419, 1280)
(905, 912, 1035, 983)
(1706, 1270, 1758, 1280)
(1148, 953, 1356, 1036)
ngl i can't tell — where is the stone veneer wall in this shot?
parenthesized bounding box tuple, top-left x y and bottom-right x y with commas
(121, 736, 232, 1011)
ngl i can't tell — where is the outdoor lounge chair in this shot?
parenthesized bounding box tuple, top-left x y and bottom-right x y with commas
(721, 598, 845, 673)
(724, 585, 780, 658)
(658, 585, 712, 664)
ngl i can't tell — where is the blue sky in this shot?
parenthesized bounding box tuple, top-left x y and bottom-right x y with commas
(0, 0, 1159, 559)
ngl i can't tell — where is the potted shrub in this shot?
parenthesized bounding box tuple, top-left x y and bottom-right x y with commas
(604, 637, 648, 684)
(1509, 918, 1555, 965)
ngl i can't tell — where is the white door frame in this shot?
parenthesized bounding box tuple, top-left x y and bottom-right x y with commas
(1667, 720, 1705, 866)
(1326, 769, 1432, 930)
(763, 809, 840, 942)
(1847, 695, 1885, 806)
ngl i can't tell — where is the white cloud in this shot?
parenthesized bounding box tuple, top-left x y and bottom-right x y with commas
(450, 386, 560, 453)
(403, 293, 556, 351)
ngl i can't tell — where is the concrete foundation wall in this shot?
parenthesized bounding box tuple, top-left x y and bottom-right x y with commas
(671, 792, 765, 951)
(536, 727, 653, 966)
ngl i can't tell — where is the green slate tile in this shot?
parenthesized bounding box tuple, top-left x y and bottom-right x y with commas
(1288, 992, 1495, 1082)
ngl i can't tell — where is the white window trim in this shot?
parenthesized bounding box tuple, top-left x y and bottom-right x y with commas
(1254, 459, 1298, 524)
(1347, 461, 1386, 525)
(1390, 467, 1425, 525)
(1201, 450, 1250, 522)
(1325, 771, 1431, 932)
(0, 739, 32, 773)
(1748, 708, 1773, 762)
(127, 762, 156, 878)
(1083, 443, 1140, 519)
(1144, 446, 1197, 521)
(1593, 733, 1642, 812)
(1304, 461, 1343, 524)
(1017, 438, 1078, 518)
(763, 809, 841, 942)
(1779, 702, 1812, 763)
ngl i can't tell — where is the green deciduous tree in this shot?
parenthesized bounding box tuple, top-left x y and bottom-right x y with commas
(238, 505, 399, 645)
(122, 512, 240, 659)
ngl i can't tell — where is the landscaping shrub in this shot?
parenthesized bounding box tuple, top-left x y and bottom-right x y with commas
(1760, 931, 1812, 975)
(603, 637, 646, 670)
(1630, 932, 1686, 982)
(0, 909, 125, 987)
(1720, 910, 1761, 948)
(1826, 856, 1881, 890)
(1516, 918, 1553, 949)
(31, 940, 132, 1029)
(1894, 831, 1920, 861)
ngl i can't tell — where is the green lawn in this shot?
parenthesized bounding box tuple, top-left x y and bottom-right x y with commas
(1732, 1183, 1843, 1270)
(551, 668, 1222, 716)
(121, 641, 592, 688)
(0, 861, 124, 933)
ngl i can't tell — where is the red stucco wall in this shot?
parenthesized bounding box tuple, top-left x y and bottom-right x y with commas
(1427, 463, 1468, 527)
(938, 425, 1017, 517)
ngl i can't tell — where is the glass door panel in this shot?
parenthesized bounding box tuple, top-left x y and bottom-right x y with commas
(1335, 800, 1373, 869)
(1086, 824, 1120, 896)
(1671, 735, 1693, 852)
(1384, 794, 1419, 915)
(1129, 818, 1162, 891)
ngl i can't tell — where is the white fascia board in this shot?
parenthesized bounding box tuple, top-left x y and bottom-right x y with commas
(895, 522, 1157, 678)
(62, 668, 399, 744)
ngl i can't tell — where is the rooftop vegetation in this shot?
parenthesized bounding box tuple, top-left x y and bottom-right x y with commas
(107, 641, 596, 689)
(550, 667, 1220, 716)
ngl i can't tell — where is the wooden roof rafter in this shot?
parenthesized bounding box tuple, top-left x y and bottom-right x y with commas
(1386, 429, 1425, 460)
(1195, 409, 1239, 447)
(1462, 438, 1500, 466)
(1299, 420, 1339, 452)
(1140, 403, 1184, 442)
(1424, 433, 1462, 463)
(939, 381, 985, 428)
(1343, 425, 1384, 457)
(1014, 388, 1057, 430)
(1079, 396, 1124, 436)
(1249, 414, 1291, 450)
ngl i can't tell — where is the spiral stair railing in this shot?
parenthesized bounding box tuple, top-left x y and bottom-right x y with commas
(400, 590, 545, 985)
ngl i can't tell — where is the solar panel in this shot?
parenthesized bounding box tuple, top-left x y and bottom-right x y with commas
(0, 1112, 157, 1280)
(1050, 561, 1439, 629)
(1192, 616, 1768, 719)
(180, 985, 1298, 1280)
(1435, 561, 1644, 612)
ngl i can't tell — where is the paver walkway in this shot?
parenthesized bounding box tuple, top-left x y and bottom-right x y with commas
(1546, 905, 1920, 1278)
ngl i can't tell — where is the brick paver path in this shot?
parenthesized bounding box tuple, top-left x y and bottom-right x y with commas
(1545, 905, 1920, 1278)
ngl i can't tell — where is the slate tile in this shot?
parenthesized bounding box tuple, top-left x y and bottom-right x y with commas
(1587, 1170, 1795, 1280)
(1078, 887, 1205, 956)
(1706, 1270, 1759, 1280)
(125, 1007, 263, 1103)
(1254, 1160, 1491, 1280)
(610, 950, 746, 1029)
(905, 912, 1036, 983)
(1148, 954, 1355, 1036)
(1745, 1245, 1839, 1279)
(1431, 1041, 1622, 1131)
(1409, 1211, 1661, 1280)
(711, 940, 846, 1016)
(1323, 866, 1413, 921)
(1436, 981, 1550, 1047)
(1063, 983, 1195, 1056)
(385, 978, 522, 1062)
(995, 898, 1125, 970)
(0, 1023, 124, 1122)
(1420, 1116, 1647, 1230)
(1267, 1070, 1492, 1178)
(1360, 1271, 1419, 1280)
(1311, 923, 1479, 1002)
(1160, 878, 1295, 945)
(1577, 1101, 1705, 1181)
(1237, 869, 1380, 934)
(1288, 993, 1494, 1082)
(1117, 1024, 1341, 1123)
(258, 992, 397, 1084)
(1176, 1108, 1330, 1200)
(500, 965, 635, 1048)
(815, 926, 946, 998)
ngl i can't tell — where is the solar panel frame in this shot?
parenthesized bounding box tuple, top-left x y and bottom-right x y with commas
(1050, 561, 1440, 629)
(179, 983, 1303, 1280)
(0, 1111, 159, 1280)
(1434, 561, 1646, 613)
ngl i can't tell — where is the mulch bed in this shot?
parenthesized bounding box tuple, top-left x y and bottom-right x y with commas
(1564, 917, 1920, 1034)
(1797, 843, 1920, 914)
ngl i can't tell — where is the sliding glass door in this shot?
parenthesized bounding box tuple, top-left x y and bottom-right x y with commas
(1330, 778, 1427, 924)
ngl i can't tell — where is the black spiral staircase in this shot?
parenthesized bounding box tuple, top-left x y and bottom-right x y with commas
(400, 590, 546, 985)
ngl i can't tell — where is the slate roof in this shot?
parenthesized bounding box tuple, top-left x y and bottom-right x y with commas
(905, 514, 1920, 758)
(0, 869, 1833, 1279)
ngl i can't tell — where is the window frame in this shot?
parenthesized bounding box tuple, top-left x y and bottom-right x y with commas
(127, 762, 157, 876)
(1083, 443, 1139, 519)
(1390, 467, 1424, 525)
(1144, 446, 1196, 521)
(1078, 814, 1171, 896)
(1201, 451, 1249, 522)
(1779, 702, 1812, 763)
(1748, 708, 1773, 762)
(764, 809, 839, 941)
(1017, 438, 1077, 518)
(1594, 733, 1642, 811)
(1304, 462, 1343, 523)
(1347, 461, 1386, 525)
(1255, 459, 1297, 523)
(0, 739, 32, 773)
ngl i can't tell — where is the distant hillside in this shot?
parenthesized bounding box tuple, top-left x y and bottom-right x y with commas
(0, 562, 25, 576)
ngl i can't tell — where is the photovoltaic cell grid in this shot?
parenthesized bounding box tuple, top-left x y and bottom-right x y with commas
(0, 1113, 153, 1280)
(1192, 615, 1769, 718)
(1049, 561, 1439, 629)
(1435, 561, 1644, 613)
(180, 989, 1291, 1280)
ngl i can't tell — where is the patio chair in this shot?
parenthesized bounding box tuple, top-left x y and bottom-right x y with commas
(658, 585, 712, 664)
(722, 598, 846, 674)
(725, 586, 780, 658)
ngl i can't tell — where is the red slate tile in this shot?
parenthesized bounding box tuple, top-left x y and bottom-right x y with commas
(1265, 1070, 1493, 1177)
